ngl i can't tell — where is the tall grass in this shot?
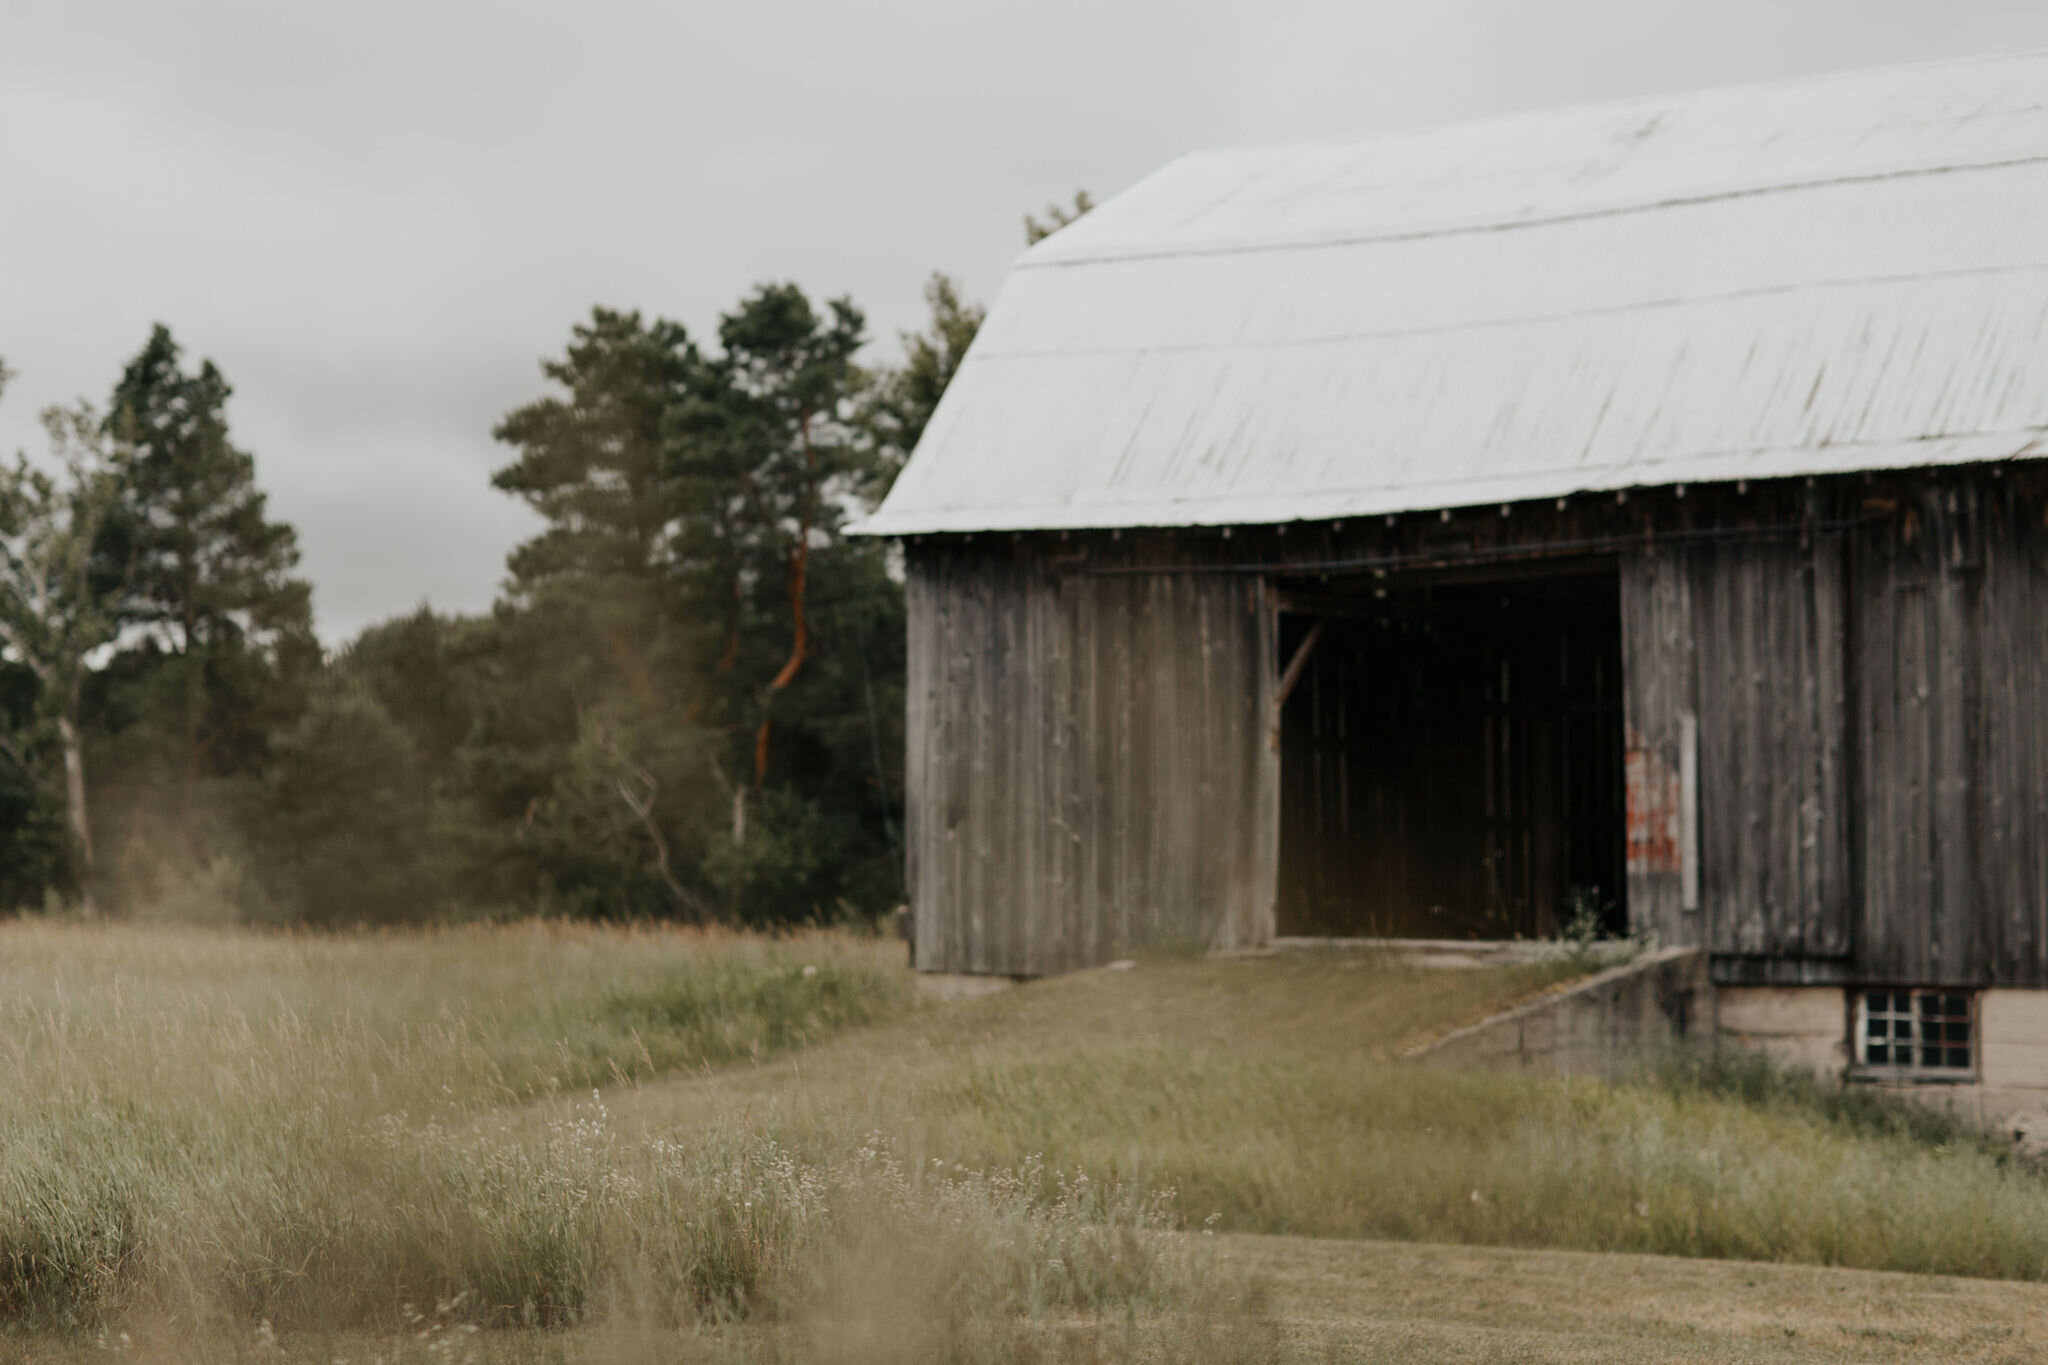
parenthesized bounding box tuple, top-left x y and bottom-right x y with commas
(0, 919, 910, 1114)
(2, 1096, 1236, 1345)
(0, 920, 1261, 1357)
(907, 1044, 2048, 1280)
(9, 918, 2048, 1359)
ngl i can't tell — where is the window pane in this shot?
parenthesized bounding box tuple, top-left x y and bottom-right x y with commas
(1855, 989, 1974, 1074)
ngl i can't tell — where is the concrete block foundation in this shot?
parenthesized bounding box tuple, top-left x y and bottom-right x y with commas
(1404, 946, 1712, 1076)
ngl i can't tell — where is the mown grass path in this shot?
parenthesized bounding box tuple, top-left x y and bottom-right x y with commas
(1230, 1234, 2048, 1363)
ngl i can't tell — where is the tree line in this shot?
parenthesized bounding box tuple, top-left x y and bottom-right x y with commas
(0, 265, 991, 925)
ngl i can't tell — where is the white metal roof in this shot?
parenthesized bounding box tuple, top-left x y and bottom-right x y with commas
(859, 52, 2048, 536)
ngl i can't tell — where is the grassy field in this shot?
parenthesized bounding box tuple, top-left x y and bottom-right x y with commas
(612, 949, 2048, 1279)
(3, 920, 2046, 1362)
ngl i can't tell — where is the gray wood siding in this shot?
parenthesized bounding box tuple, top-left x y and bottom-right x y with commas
(905, 541, 1275, 975)
(905, 466, 2048, 985)
(1854, 478, 2048, 986)
(1621, 469, 2048, 986)
(1623, 532, 1853, 961)
(1621, 542, 1697, 949)
(1693, 533, 1853, 960)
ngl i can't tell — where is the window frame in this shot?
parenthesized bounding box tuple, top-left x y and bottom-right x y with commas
(1849, 987, 1977, 1083)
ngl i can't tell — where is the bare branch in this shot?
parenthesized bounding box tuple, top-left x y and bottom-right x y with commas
(600, 729, 712, 923)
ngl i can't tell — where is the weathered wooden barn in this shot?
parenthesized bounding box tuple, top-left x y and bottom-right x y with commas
(859, 55, 2048, 1105)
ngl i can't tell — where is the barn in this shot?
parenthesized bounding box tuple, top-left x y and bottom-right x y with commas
(858, 54, 2048, 1111)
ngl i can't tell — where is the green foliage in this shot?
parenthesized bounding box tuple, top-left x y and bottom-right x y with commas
(253, 679, 436, 924)
(0, 268, 970, 924)
(492, 308, 695, 602)
(668, 283, 871, 770)
(0, 406, 130, 689)
(94, 326, 316, 787)
(104, 326, 313, 657)
(51, 331, 312, 918)
(416, 283, 920, 926)
(0, 661, 66, 905)
(0, 401, 138, 911)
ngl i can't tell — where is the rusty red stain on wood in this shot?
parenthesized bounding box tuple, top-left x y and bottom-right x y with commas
(1625, 726, 1682, 874)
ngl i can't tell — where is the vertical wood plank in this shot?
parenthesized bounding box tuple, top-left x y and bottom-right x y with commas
(1621, 543, 1696, 946)
(1806, 532, 1852, 957)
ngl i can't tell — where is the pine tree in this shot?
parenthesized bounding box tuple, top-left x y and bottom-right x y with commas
(1024, 188, 1095, 245)
(857, 273, 984, 498)
(490, 309, 712, 918)
(677, 284, 866, 786)
(491, 308, 697, 601)
(102, 325, 314, 785)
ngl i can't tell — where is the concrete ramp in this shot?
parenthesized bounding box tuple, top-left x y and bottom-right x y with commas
(1404, 946, 1711, 1076)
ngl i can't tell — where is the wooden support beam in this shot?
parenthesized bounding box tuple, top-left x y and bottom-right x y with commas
(1275, 620, 1327, 709)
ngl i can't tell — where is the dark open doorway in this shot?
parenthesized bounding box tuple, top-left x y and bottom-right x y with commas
(1276, 564, 1627, 940)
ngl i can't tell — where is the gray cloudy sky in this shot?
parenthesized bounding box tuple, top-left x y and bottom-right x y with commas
(5, 1, 2047, 640)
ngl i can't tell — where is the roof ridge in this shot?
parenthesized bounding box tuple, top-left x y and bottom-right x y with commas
(1188, 47, 2048, 162)
(1023, 150, 2048, 268)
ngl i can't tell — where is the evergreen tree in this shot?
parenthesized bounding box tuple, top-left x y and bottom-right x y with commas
(491, 308, 697, 602)
(1024, 188, 1095, 245)
(102, 325, 315, 785)
(857, 273, 984, 497)
(488, 310, 716, 918)
(256, 677, 433, 924)
(108, 326, 311, 655)
(675, 284, 867, 786)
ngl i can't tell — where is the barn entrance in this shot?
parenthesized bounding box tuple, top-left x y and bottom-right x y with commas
(1275, 565, 1627, 940)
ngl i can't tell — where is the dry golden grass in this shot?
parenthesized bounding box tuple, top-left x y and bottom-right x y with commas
(12, 1236, 2045, 1364)
(5, 921, 2048, 1363)
(0, 918, 912, 1114)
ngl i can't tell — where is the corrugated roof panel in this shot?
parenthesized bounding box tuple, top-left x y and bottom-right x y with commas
(859, 52, 2048, 536)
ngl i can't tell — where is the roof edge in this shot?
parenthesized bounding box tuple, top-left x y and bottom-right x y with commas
(848, 437, 2048, 537)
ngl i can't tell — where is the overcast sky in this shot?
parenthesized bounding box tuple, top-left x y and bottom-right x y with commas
(6, 2, 2048, 641)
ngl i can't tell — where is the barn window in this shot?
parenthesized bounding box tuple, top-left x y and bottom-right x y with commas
(1855, 990, 1974, 1078)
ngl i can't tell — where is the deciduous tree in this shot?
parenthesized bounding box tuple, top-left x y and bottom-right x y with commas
(0, 402, 135, 913)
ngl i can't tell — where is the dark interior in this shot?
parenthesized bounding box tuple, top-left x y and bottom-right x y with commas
(1276, 565, 1627, 940)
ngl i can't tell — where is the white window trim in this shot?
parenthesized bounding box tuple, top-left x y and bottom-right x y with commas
(1850, 988, 1977, 1083)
